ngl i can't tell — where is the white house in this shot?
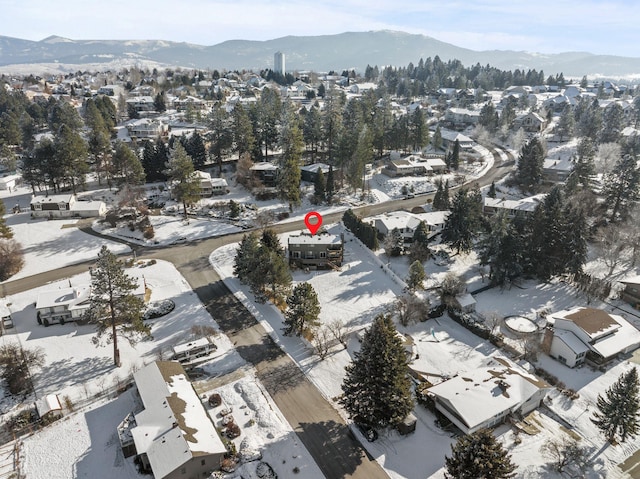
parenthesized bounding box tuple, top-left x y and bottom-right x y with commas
(372, 210, 449, 243)
(127, 361, 227, 479)
(30, 194, 107, 218)
(547, 307, 640, 367)
(444, 108, 480, 127)
(126, 119, 169, 140)
(440, 130, 474, 150)
(35, 286, 92, 326)
(483, 194, 545, 218)
(427, 357, 549, 434)
(0, 174, 21, 191)
(542, 157, 573, 182)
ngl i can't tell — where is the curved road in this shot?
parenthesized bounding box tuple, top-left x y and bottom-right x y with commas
(2, 145, 514, 479)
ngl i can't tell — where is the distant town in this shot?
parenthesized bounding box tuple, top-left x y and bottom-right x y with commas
(0, 48, 639, 479)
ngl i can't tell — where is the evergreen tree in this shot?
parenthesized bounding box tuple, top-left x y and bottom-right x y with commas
(54, 124, 89, 194)
(567, 138, 595, 191)
(592, 368, 640, 443)
(410, 221, 431, 262)
(488, 180, 497, 199)
(409, 107, 429, 152)
(278, 116, 303, 211)
(186, 131, 207, 170)
(260, 228, 284, 255)
(603, 154, 640, 221)
(314, 168, 326, 203)
(449, 139, 460, 170)
(87, 246, 150, 367)
(441, 188, 481, 254)
(112, 141, 145, 187)
(445, 429, 517, 479)
(0, 201, 13, 239)
(232, 103, 255, 161)
(432, 125, 443, 151)
(479, 213, 526, 286)
(340, 314, 414, 429)
(208, 105, 233, 175)
(555, 105, 575, 141)
(284, 282, 321, 337)
(516, 138, 545, 193)
(600, 103, 624, 144)
(166, 143, 200, 218)
(154, 92, 166, 113)
(406, 260, 426, 291)
(479, 102, 499, 133)
(234, 232, 260, 282)
(326, 165, 335, 204)
(433, 179, 451, 211)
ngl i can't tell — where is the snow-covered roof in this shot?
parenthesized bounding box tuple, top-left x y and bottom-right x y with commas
(300, 163, 331, 174)
(131, 362, 226, 479)
(35, 394, 62, 417)
(373, 211, 422, 233)
(35, 287, 90, 311)
(288, 232, 342, 246)
(484, 194, 545, 213)
(172, 337, 212, 356)
(543, 157, 573, 173)
(554, 329, 590, 355)
(210, 178, 228, 187)
(414, 211, 450, 226)
(250, 162, 278, 172)
(439, 130, 473, 144)
(70, 200, 105, 212)
(30, 194, 74, 206)
(428, 357, 547, 431)
(552, 307, 640, 359)
(454, 293, 476, 309)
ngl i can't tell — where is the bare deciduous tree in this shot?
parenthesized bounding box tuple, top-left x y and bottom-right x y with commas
(0, 343, 45, 396)
(327, 319, 348, 349)
(312, 326, 332, 359)
(396, 294, 430, 326)
(0, 238, 24, 281)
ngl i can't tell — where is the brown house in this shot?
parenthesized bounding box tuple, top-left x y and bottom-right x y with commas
(288, 232, 344, 270)
(620, 277, 640, 309)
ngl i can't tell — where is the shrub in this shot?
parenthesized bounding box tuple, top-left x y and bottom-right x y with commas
(209, 393, 222, 407)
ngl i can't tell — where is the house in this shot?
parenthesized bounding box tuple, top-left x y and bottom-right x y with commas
(444, 108, 480, 128)
(542, 157, 573, 182)
(483, 194, 545, 218)
(452, 293, 476, 313)
(126, 96, 156, 113)
(189, 171, 227, 197)
(123, 361, 227, 479)
(427, 356, 549, 434)
(287, 232, 344, 270)
(545, 307, 640, 367)
(0, 303, 12, 333)
(97, 84, 124, 97)
(440, 130, 474, 150)
(35, 286, 91, 326)
(372, 210, 449, 243)
(30, 194, 107, 218)
(36, 274, 146, 326)
(620, 276, 640, 309)
(0, 174, 22, 191)
(300, 163, 331, 183)
(249, 162, 279, 187)
(513, 112, 547, 133)
(126, 119, 169, 140)
(382, 157, 429, 177)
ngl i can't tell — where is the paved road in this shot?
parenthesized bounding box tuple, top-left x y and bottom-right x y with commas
(2, 145, 514, 479)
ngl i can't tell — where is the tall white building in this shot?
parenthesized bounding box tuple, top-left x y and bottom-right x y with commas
(274, 51, 285, 74)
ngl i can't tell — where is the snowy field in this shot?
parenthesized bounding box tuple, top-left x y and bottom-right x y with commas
(211, 223, 640, 479)
(1, 260, 323, 478)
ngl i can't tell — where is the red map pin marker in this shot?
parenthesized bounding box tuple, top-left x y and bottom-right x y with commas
(304, 211, 323, 236)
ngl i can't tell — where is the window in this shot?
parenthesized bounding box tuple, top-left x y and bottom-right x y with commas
(201, 459, 206, 466)
(34, 203, 42, 210)
(319, 252, 326, 258)
(292, 251, 300, 259)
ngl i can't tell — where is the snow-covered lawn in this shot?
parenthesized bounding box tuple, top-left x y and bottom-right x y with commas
(211, 222, 640, 479)
(3, 260, 323, 478)
(2, 211, 131, 281)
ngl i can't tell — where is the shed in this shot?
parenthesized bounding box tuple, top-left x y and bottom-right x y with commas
(35, 394, 63, 420)
(453, 293, 476, 313)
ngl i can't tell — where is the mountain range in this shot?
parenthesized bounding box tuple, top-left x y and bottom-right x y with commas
(1, 30, 639, 78)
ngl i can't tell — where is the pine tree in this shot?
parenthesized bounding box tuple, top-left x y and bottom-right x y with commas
(441, 188, 481, 254)
(87, 246, 150, 367)
(234, 232, 260, 282)
(340, 314, 414, 429)
(450, 139, 460, 170)
(0, 201, 13, 239)
(603, 154, 640, 221)
(445, 429, 517, 479)
(154, 92, 166, 113)
(406, 260, 426, 291)
(432, 126, 443, 151)
(314, 168, 326, 203)
(488, 181, 497, 199)
(556, 105, 575, 141)
(112, 141, 145, 187)
(284, 282, 321, 336)
(326, 165, 335, 204)
(591, 368, 640, 443)
(479, 213, 525, 286)
(186, 131, 207, 170)
(479, 102, 499, 133)
(54, 124, 89, 194)
(410, 221, 431, 262)
(166, 143, 200, 218)
(433, 179, 451, 211)
(516, 138, 545, 193)
(278, 116, 303, 211)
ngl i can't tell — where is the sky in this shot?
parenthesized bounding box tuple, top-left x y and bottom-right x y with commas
(1, 0, 639, 57)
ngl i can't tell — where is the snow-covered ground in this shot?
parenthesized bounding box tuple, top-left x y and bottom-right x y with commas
(1, 260, 323, 478)
(211, 223, 640, 479)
